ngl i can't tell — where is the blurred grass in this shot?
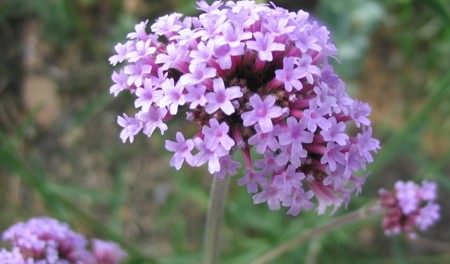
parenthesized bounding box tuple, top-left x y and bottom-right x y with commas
(1, 0, 450, 263)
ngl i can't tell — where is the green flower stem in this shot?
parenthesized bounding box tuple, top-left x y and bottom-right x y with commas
(250, 203, 384, 264)
(204, 175, 231, 264)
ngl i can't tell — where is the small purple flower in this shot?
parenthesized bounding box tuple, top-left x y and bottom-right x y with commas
(137, 106, 168, 137)
(151, 13, 183, 37)
(309, 83, 339, 115)
(124, 61, 152, 88)
(253, 181, 283, 210)
(320, 117, 349, 146)
(185, 84, 208, 109)
(351, 101, 371, 128)
(321, 142, 346, 171)
(238, 169, 268, 194)
(190, 40, 214, 65)
(274, 165, 305, 195)
(215, 155, 241, 179)
(165, 132, 194, 170)
(283, 188, 315, 216)
(117, 114, 142, 143)
(134, 79, 163, 112)
(241, 94, 283, 133)
(110, 70, 129, 97)
(275, 57, 305, 92)
(246, 32, 285, 62)
(158, 78, 185, 115)
(202, 118, 235, 151)
(278, 117, 314, 153)
(127, 20, 150, 40)
(205, 78, 243, 115)
(296, 54, 320, 84)
(109, 41, 132, 66)
(126, 39, 156, 63)
(248, 124, 279, 154)
(254, 150, 284, 173)
(178, 62, 217, 86)
(192, 137, 228, 174)
(354, 127, 380, 163)
(155, 43, 189, 71)
(302, 106, 331, 133)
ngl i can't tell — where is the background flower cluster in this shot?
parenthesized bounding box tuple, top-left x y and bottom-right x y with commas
(379, 180, 440, 238)
(0, 217, 126, 264)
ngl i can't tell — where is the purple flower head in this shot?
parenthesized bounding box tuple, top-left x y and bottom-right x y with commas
(1, 217, 127, 264)
(379, 180, 440, 238)
(109, 0, 380, 216)
(92, 239, 127, 264)
(2, 217, 90, 263)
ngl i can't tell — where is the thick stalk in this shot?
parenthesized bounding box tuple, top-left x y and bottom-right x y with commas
(250, 203, 384, 264)
(204, 176, 230, 264)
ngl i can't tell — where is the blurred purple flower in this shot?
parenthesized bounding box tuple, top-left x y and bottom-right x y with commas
(92, 239, 127, 264)
(379, 180, 440, 238)
(0, 248, 25, 264)
(1, 217, 127, 264)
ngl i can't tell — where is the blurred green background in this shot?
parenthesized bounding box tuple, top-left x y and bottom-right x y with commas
(0, 0, 449, 263)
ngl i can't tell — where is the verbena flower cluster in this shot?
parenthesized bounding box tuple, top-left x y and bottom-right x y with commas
(109, 0, 380, 216)
(379, 180, 440, 238)
(0, 217, 127, 264)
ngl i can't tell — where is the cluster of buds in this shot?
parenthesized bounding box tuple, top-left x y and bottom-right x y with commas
(0, 217, 127, 264)
(379, 180, 440, 238)
(109, 0, 380, 215)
